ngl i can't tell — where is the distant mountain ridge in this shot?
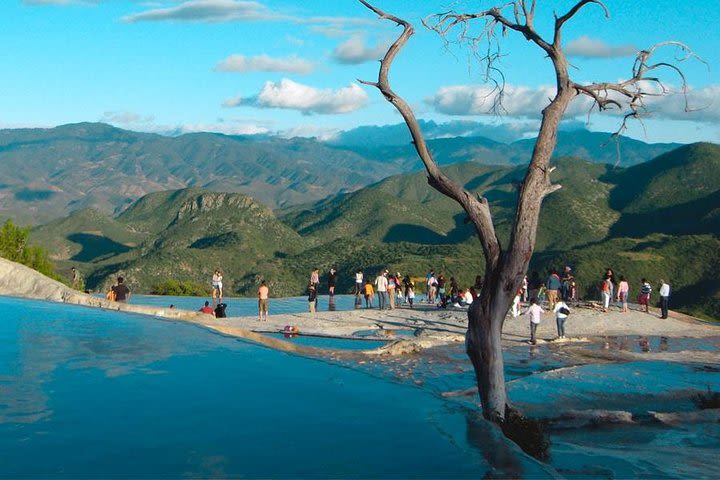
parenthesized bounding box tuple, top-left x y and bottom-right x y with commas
(0, 122, 682, 225)
(0, 122, 396, 225)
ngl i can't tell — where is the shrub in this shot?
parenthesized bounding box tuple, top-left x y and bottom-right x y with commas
(0, 219, 62, 281)
(151, 279, 210, 296)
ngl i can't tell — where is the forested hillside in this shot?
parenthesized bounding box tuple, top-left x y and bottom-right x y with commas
(28, 142, 720, 319)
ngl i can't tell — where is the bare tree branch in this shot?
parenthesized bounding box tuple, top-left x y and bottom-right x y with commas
(574, 40, 703, 137)
(357, 0, 502, 268)
(555, 0, 608, 34)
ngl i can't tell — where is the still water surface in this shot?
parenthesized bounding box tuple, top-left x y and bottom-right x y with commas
(1, 296, 541, 478)
(3, 294, 719, 478)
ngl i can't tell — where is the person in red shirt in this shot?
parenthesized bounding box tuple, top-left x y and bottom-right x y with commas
(199, 301, 215, 316)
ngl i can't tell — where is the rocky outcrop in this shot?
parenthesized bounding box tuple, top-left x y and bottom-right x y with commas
(0, 257, 208, 322)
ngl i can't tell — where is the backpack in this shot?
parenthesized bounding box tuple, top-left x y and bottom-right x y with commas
(559, 306, 570, 315)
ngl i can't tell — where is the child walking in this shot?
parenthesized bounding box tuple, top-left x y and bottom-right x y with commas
(553, 299, 570, 339)
(524, 298, 545, 345)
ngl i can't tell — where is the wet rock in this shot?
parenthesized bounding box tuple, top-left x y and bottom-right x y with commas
(650, 408, 720, 425)
(551, 409, 634, 428)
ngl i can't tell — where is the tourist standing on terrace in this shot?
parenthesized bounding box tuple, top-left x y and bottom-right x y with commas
(638, 278, 652, 313)
(310, 268, 320, 309)
(524, 297, 545, 345)
(403, 274, 414, 305)
(527, 271, 542, 303)
(211, 269, 223, 304)
(600, 275, 612, 313)
(355, 269, 364, 295)
(605, 268, 616, 302)
(308, 283, 317, 315)
(545, 270, 561, 311)
(437, 272, 447, 307)
(560, 266, 574, 301)
(387, 272, 397, 309)
(327, 267, 337, 297)
(363, 279, 374, 308)
(375, 270, 389, 310)
(617, 276, 630, 313)
(554, 299, 571, 339)
(426, 271, 437, 304)
(257, 280, 269, 321)
(659, 280, 671, 319)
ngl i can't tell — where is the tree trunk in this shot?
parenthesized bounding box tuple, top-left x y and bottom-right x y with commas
(466, 266, 513, 422)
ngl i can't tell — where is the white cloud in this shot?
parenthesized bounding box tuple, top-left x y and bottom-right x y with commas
(175, 122, 270, 135)
(215, 54, 313, 74)
(279, 124, 340, 141)
(427, 82, 720, 125)
(101, 111, 155, 125)
(331, 35, 389, 64)
(565, 36, 638, 58)
(427, 84, 591, 118)
(122, 0, 281, 23)
(224, 78, 369, 115)
(644, 84, 720, 122)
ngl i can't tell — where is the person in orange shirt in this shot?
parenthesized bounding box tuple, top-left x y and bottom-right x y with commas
(362, 280, 374, 309)
(257, 280, 269, 321)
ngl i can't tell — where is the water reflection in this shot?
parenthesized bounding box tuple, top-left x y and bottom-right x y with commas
(0, 298, 220, 425)
(1, 297, 490, 477)
(593, 335, 720, 354)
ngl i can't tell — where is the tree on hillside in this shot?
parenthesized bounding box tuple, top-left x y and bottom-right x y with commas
(0, 219, 60, 281)
(358, 0, 696, 424)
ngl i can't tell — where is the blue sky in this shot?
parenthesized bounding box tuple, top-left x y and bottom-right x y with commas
(1, 0, 718, 144)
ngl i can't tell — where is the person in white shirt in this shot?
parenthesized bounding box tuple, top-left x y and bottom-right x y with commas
(355, 269, 364, 295)
(511, 288, 522, 318)
(523, 298, 545, 345)
(375, 271, 389, 310)
(553, 300, 570, 339)
(659, 280, 671, 319)
(462, 289, 473, 306)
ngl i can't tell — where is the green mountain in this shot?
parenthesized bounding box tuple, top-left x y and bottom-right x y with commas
(26, 141, 720, 320)
(33, 189, 303, 296)
(280, 143, 720, 319)
(0, 123, 398, 225)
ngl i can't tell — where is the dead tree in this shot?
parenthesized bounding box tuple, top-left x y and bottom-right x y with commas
(358, 0, 695, 424)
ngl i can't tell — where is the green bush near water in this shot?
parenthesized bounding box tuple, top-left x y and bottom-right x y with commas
(0, 219, 63, 283)
(150, 279, 210, 296)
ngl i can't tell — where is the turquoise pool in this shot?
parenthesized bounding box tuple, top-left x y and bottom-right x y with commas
(4, 295, 719, 478)
(0, 296, 547, 478)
